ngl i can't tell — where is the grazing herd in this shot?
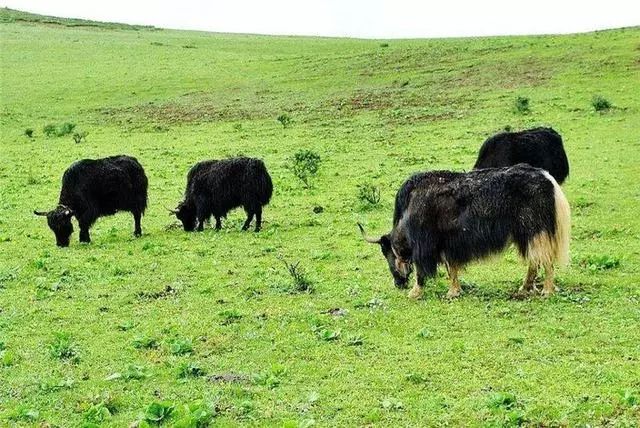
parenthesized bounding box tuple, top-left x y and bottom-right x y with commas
(35, 126, 571, 299)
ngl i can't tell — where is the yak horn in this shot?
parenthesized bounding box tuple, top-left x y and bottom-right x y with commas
(33, 210, 49, 216)
(357, 222, 381, 244)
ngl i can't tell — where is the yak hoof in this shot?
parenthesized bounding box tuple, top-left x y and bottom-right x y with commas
(446, 288, 461, 299)
(408, 286, 423, 300)
(541, 286, 557, 298)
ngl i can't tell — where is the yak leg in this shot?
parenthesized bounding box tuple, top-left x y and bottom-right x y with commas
(446, 264, 462, 299)
(519, 263, 538, 293)
(214, 216, 222, 231)
(408, 266, 425, 300)
(254, 207, 262, 232)
(241, 209, 254, 231)
(133, 211, 142, 237)
(541, 262, 556, 297)
(78, 222, 91, 243)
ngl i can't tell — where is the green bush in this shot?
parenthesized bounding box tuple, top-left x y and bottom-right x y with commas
(42, 122, 76, 137)
(592, 95, 612, 112)
(514, 96, 530, 114)
(290, 150, 321, 187)
(277, 113, 292, 128)
(357, 183, 381, 206)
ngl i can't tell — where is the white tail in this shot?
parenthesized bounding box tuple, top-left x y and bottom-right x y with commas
(544, 171, 571, 266)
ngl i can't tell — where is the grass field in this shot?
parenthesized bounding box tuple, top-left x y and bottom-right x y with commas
(1, 7, 640, 426)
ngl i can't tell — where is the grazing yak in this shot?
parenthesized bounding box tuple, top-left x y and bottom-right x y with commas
(474, 127, 569, 184)
(171, 157, 272, 232)
(359, 164, 570, 299)
(34, 155, 148, 247)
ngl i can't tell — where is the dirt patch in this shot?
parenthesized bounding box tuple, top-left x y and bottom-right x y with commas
(455, 58, 555, 89)
(209, 373, 249, 384)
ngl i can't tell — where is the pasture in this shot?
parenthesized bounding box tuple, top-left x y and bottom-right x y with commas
(1, 8, 639, 426)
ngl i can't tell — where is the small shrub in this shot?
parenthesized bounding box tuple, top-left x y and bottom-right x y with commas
(281, 259, 314, 293)
(49, 332, 79, 362)
(24, 128, 34, 138)
(380, 42, 389, 48)
(72, 130, 88, 144)
(277, 113, 292, 128)
(592, 95, 612, 112)
(289, 150, 321, 188)
(357, 183, 381, 206)
(43, 123, 57, 136)
(514, 96, 530, 114)
(58, 122, 76, 136)
(487, 392, 517, 410)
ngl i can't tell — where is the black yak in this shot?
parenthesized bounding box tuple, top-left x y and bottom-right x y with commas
(474, 127, 569, 184)
(34, 155, 148, 247)
(359, 164, 570, 299)
(171, 157, 273, 232)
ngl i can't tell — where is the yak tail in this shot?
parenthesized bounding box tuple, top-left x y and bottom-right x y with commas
(527, 171, 570, 267)
(551, 173, 571, 266)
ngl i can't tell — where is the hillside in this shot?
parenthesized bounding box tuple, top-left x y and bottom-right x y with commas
(1, 8, 639, 426)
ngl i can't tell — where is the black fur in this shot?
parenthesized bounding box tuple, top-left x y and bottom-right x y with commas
(474, 127, 569, 184)
(34, 155, 148, 247)
(378, 165, 556, 287)
(174, 157, 273, 232)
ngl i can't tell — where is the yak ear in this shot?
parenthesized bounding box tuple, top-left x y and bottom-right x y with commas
(357, 222, 382, 244)
(33, 210, 49, 216)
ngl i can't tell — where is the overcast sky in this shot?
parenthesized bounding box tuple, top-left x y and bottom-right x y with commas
(2, 0, 639, 38)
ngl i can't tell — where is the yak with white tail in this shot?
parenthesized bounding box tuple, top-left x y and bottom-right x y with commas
(359, 164, 570, 299)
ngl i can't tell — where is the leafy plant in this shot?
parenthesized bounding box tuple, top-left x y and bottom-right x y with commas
(487, 392, 517, 410)
(276, 113, 292, 128)
(592, 95, 612, 111)
(514, 96, 530, 114)
(219, 309, 242, 325)
(357, 182, 381, 206)
(24, 128, 34, 138)
(43, 123, 57, 136)
(579, 254, 620, 272)
(142, 401, 175, 424)
(169, 338, 194, 355)
(177, 361, 206, 378)
(317, 328, 340, 341)
(289, 149, 321, 188)
(106, 364, 149, 381)
(173, 401, 216, 427)
(72, 130, 88, 143)
(281, 259, 315, 293)
(133, 335, 159, 349)
(49, 332, 79, 362)
(42, 121, 76, 137)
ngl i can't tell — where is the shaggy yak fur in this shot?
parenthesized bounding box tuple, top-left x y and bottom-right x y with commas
(359, 164, 570, 299)
(34, 155, 148, 247)
(172, 157, 273, 232)
(474, 127, 569, 184)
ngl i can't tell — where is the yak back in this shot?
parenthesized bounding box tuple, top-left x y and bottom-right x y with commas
(59, 155, 148, 215)
(473, 127, 569, 184)
(401, 164, 556, 265)
(186, 157, 272, 215)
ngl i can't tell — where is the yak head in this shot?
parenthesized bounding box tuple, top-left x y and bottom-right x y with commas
(358, 223, 413, 289)
(34, 205, 74, 247)
(170, 201, 197, 231)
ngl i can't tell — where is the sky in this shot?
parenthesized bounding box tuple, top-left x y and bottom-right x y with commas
(2, 0, 639, 39)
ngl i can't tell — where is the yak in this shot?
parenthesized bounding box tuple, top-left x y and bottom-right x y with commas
(359, 164, 570, 299)
(171, 157, 273, 232)
(474, 127, 569, 184)
(34, 155, 148, 247)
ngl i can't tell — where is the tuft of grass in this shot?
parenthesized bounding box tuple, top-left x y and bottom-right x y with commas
(514, 96, 530, 114)
(48, 332, 79, 363)
(24, 128, 34, 138)
(592, 94, 612, 111)
(132, 335, 159, 350)
(357, 182, 381, 207)
(276, 113, 292, 128)
(42, 121, 76, 137)
(281, 259, 315, 293)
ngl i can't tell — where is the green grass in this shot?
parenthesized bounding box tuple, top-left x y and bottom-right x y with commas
(1, 7, 640, 426)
